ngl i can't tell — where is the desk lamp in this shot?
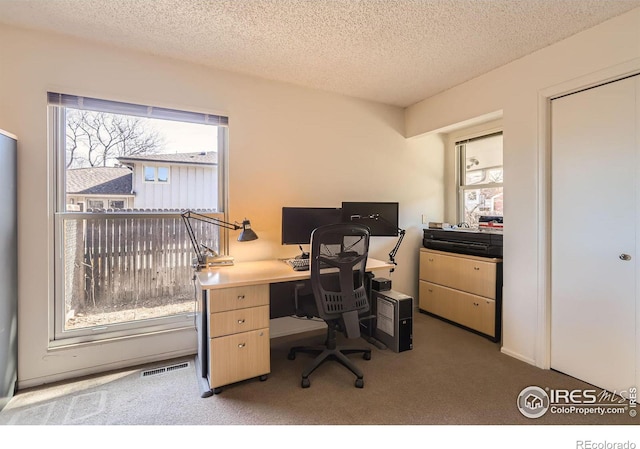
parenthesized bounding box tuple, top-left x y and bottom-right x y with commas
(181, 210, 258, 269)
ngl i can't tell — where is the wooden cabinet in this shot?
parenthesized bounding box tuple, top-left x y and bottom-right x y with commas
(418, 248, 502, 341)
(206, 284, 270, 393)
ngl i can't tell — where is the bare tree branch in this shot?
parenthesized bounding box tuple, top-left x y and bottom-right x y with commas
(65, 110, 164, 168)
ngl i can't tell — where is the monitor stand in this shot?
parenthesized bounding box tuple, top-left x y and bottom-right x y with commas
(296, 245, 309, 259)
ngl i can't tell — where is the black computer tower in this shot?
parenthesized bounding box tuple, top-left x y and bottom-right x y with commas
(373, 290, 413, 352)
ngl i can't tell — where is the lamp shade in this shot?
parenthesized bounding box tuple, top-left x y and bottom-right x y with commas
(238, 220, 258, 241)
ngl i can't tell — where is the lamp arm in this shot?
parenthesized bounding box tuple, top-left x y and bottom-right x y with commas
(181, 210, 242, 231)
(181, 213, 203, 265)
(181, 210, 242, 268)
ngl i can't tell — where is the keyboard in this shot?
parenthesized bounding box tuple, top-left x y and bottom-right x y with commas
(284, 258, 331, 271)
(286, 258, 311, 271)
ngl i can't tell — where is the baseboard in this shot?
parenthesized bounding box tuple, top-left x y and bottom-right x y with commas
(18, 349, 197, 390)
(500, 346, 536, 366)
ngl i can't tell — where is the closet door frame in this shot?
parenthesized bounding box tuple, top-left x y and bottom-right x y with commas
(536, 58, 640, 387)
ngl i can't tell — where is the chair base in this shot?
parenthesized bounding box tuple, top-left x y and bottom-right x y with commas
(288, 343, 371, 388)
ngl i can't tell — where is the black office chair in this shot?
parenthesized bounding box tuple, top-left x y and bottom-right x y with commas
(288, 223, 373, 389)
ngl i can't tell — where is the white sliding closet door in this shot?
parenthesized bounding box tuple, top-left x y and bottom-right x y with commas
(551, 75, 638, 394)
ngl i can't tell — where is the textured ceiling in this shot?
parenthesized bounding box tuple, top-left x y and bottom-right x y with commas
(1, 0, 640, 107)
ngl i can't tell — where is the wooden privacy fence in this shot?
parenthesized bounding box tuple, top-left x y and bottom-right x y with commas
(65, 210, 219, 312)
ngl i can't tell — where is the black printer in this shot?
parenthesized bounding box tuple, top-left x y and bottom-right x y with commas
(423, 228, 503, 258)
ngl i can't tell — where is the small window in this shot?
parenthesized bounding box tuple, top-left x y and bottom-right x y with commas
(457, 132, 503, 227)
(109, 200, 125, 209)
(87, 199, 104, 210)
(157, 167, 169, 183)
(144, 166, 169, 183)
(144, 166, 156, 182)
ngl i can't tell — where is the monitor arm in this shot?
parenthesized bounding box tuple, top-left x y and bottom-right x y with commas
(350, 213, 405, 272)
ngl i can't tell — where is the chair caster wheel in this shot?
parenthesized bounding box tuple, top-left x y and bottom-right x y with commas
(212, 387, 223, 394)
(259, 374, 268, 381)
(355, 378, 364, 388)
(301, 378, 310, 388)
(363, 352, 371, 360)
(287, 352, 296, 360)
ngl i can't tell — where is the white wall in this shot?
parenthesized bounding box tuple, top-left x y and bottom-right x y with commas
(405, 7, 640, 366)
(0, 24, 443, 387)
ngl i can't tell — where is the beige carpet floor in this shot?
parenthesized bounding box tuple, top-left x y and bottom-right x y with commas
(0, 312, 636, 445)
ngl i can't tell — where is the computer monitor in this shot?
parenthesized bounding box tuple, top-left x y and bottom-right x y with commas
(341, 202, 399, 236)
(281, 207, 343, 245)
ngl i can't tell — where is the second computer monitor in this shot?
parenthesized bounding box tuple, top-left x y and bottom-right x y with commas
(341, 202, 399, 236)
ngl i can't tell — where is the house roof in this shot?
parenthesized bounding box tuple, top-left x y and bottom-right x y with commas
(66, 167, 133, 196)
(117, 151, 217, 166)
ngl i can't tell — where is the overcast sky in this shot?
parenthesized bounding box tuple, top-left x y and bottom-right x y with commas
(148, 118, 218, 155)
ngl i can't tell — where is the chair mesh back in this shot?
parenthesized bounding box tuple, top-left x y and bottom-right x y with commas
(309, 223, 370, 326)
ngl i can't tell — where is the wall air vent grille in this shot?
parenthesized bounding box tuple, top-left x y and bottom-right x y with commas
(140, 361, 190, 378)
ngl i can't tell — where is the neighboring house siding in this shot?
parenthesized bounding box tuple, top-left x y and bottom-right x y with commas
(120, 152, 218, 210)
(130, 164, 217, 209)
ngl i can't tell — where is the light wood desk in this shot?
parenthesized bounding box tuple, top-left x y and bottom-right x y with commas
(195, 258, 393, 396)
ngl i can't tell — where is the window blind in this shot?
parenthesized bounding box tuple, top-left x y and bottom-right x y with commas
(47, 92, 228, 127)
(455, 131, 502, 146)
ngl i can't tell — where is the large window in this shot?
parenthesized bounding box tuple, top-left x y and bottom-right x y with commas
(457, 132, 503, 227)
(49, 93, 228, 345)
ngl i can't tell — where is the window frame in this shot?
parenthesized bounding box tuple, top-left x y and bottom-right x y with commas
(143, 165, 171, 183)
(49, 94, 229, 346)
(86, 199, 105, 209)
(456, 131, 503, 226)
(108, 199, 126, 209)
(144, 166, 156, 182)
(157, 166, 170, 183)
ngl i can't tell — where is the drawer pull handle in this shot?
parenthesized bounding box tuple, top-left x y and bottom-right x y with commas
(474, 267, 480, 271)
(428, 288, 433, 293)
(428, 258, 434, 262)
(237, 319, 245, 324)
(237, 295, 245, 300)
(238, 343, 246, 348)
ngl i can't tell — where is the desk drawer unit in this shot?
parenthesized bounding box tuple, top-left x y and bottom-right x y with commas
(419, 248, 502, 341)
(209, 328, 270, 389)
(207, 284, 271, 392)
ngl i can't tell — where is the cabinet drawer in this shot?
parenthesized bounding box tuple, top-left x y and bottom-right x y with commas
(419, 250, 497, 298)
(210, 305, 270, 337)
(209, 328, 270, 388)
(209, 284, 269, 313)
(419, 281, 495, 337)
